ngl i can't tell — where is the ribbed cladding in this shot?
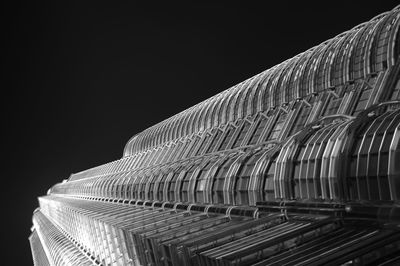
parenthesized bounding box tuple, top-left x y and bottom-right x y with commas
(64, 7, 399, 184)
(32, 210, 94, 266)
(122, 6, 400, 157)
(29, 230, 51, 266)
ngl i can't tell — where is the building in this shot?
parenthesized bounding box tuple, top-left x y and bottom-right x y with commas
(30, 5, 400, 266)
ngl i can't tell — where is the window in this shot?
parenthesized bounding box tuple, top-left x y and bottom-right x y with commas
(205, 130, 223, 154)
(232, 121, 251, 148)
(265, 111, 287, 141)
(372, 13, 397, 72)
(331, 32, 356, 86)
(181, 138, 198, 160)
(390, 78, 400, 100)
(351, 82, 374, 116)
(196, 133, 212, 156)
(351, 24, 374, 80)
(174, 140, 192, 161)
(288, 100, 313, 136)
(248, 115, 269, 145)
(217, 127, 235, 151)
(322, 91, 344, 116)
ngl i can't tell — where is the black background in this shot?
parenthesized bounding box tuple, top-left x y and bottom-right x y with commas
(4, 1, 399, 264)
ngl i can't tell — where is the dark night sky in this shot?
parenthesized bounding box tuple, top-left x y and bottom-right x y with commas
(4, 1, 399, 264)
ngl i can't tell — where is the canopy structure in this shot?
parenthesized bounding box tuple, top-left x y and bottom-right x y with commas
(31, 6, 400, 266)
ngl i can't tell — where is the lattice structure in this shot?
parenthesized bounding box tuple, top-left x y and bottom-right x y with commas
(30, 6, 400, 266)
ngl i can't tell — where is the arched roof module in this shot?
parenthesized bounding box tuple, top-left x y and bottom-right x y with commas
(123, 6, 400, 158)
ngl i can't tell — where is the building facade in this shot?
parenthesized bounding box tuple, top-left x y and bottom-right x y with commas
(30, 6, 400, 266)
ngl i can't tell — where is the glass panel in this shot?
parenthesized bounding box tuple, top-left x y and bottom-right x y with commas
(218, 128, 235, 151)
(248, 117, 268, 145)
(206, 130, 223, 154)
(266, 112, 288, 141)
(290, 103, 313, 135)
(232, 122, 251, 148)
(196, 134, 211, 156)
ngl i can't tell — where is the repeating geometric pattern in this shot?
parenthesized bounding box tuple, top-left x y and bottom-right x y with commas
(30, 6, 400, 266)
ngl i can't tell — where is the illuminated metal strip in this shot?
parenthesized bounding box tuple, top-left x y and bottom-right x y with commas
(29, 230, 51, 266)
(33, 210, 96, 266)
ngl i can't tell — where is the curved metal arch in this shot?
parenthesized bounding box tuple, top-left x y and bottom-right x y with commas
(185, 106, 200, 136)
(143, 126, 159, 151)
(216, 86, 237, 126)
(123, 134, 139, 157)
(276, 57, 299, 105)
(197, 98, 214, 132)
(171, 114, 185, 142)
(280, 54, 302, 103)
(157, 121, 170, 146)
(371, 10, 400, 72)
(211, 92, 228, 128)
(136, 131, 149, 152)
(157, 121, 171, 147)
(132, 134, 144, 154)
(342, 24, 369, 84)
(170, 114, 184, 141)
(242, 73, 263, 117)
(148, 123, 162, 149)
(188, 102, 203, 134)
(161, 121, 172, 146)
(192, 101, 209, 133)
(250, 70, 272, 115)
(271, 62, 290, 107)
(330, 28, 359, 86)
(322, 34, 347, 90)
(144, 133, 154, 151)
(182, 107, 196, 137)
(297, 45, 322, 97)
(264, 62, 287, 109)
(314, 36, 344, 92)
(177, 109, 192, 140)
(234, 77, 255, 121)
(222, 152, 245, 204)
(291, 50, 314, 100)
(305, 43, 328, 95)
(364, 14, 390, 76)
(349, 20, 379, 81)
(161, 117, 175, 144)
(166, 110, 185, 142)
(257, 67, 278, 112)
(220, 84, 241, 125)
(203, 94, 222, 130)
(388, 12, 400, 67)
(229, 81, 249, 122)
